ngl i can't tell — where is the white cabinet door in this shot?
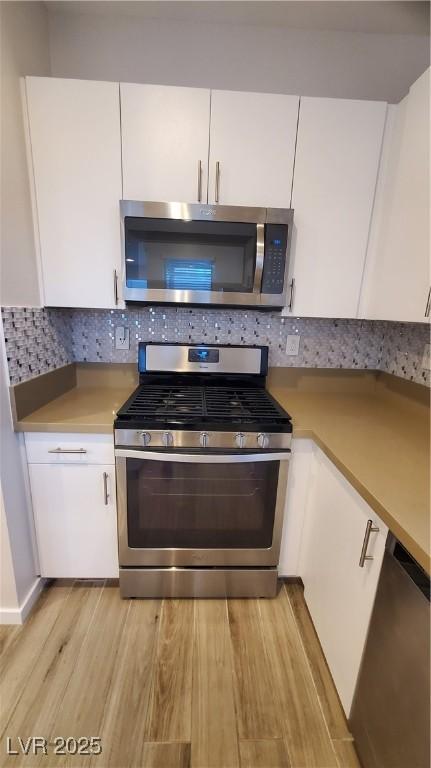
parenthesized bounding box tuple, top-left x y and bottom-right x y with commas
(299, 448, 388, 716)
(278, 438, 314, 577)
(121, 83, 210, 203)
(25, 77, 122, 309)
(29, 463, 118, 579)
(359, 68, 430, 322)
(208, 90, 299, 207)
(288, 97, 386, 318)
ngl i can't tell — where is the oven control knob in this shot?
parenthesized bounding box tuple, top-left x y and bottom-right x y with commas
(139, 431, 151, 446)
(200, 432, 209, 448)
(162, 431, 173, 447)
(257, 432, 269, 449)
(235, 432, 246, 448)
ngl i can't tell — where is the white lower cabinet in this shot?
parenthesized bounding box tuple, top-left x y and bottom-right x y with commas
(298, 446, 388, 717)
(25, 434, 118, 579)
(278, 439, 314, 577)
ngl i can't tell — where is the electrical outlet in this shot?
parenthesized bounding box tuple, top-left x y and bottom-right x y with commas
(422, 343, 431, 371)
(286, 334, 300, 356)
(115, 326, 130, 351)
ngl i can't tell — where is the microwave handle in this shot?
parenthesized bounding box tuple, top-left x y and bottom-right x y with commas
(253, 223, 265, 294)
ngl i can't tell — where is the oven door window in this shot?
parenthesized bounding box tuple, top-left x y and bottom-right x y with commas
(124, 217, 257, 294)
(126, 458, 279, 549)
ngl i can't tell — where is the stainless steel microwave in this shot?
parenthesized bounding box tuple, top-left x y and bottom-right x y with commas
(120, 201, 293, 308)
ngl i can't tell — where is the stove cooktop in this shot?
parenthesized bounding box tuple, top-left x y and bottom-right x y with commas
(115, 384, 292, 432)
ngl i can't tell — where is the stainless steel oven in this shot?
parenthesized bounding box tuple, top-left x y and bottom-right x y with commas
(115, 450, 290, 597)
(120, 201, 293, 308)
(114, 341, 292, 598)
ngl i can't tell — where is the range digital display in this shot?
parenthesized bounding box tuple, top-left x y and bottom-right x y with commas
(188, 348, 219, 363)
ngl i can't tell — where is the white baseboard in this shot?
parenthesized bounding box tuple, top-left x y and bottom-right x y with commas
(0, 577, 45, 625)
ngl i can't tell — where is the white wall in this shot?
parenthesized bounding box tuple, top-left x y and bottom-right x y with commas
(0, 1, 50, 307)
(48, 10, 430, 103)
(0, 2, 48, 622)
(0, 321, 39, 621)
(0, 487, 19, 614)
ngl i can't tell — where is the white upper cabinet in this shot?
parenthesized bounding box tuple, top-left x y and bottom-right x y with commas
(25, 77, 123, 309)
(287, 97, 387, 318)
(121, 83, 211, 203)
(121, 86, 298, 208)
(208, 90, 299, 208)
(359, 68, 430, 323)
(299, 447, 388, 717)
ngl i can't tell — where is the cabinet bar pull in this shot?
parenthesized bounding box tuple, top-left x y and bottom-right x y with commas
(48, 448, 87, 454)
(197, 160, 203, 202)
(425, 287, 431, 318)
(113, 269, 119, 305)
(359, 519, 379, 567)
(103, 471, 109, 505)
(288, 277, 295, 311)
(215, 161, 220, 203)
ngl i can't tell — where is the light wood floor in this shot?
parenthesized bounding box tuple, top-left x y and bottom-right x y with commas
(0, 581, 361, 768)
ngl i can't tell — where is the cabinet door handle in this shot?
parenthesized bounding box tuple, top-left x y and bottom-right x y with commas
(197, 160, 203, 202)
(425, 287, 431, 318)
(48, 448, 87, 454)
(103, 471, 109, 505)
(288, 277, 295, 311)
(215, 161, 220, 203)
(359, 519, 379, 567)
(113, 269, 119, 305)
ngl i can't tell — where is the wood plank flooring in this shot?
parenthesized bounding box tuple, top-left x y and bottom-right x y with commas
(0, 580, 361, 768)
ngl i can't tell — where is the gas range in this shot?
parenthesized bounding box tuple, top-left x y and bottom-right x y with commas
(115, 344, 292, 451)
(115, 384, 292, 450)
(114, 343, 292, 599)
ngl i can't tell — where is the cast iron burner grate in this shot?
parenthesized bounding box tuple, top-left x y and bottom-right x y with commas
(118, 385, 286, 423)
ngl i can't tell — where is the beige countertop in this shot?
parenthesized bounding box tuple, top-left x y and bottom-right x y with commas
(13, 364, 430, 573)
(16, 385, 133, 434)
(267, 372, 430, 574)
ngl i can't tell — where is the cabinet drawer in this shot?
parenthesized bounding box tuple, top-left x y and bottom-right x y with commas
(25, 432, 114, 465)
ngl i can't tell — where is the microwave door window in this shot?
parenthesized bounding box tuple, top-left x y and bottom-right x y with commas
(165, 260, 213, 291)
(124, 218, 257, 293)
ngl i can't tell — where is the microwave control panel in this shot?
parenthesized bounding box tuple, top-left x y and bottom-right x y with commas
(261, 224, 288, 294)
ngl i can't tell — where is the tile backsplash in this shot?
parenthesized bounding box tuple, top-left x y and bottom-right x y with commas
(1, 306, 430, 387)
(1, 307, 73, 385)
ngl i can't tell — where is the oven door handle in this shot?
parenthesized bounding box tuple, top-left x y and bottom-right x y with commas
(115, 449, 290, 463)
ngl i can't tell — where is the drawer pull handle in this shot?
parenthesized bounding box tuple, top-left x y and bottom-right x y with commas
(113, 269, 119, 305)
(103, 471, 109, 505)
(48, 448, 88, 454)
(215, 161, 220, 203)
(359, 519, 379, 567)
(288, 277, 295, 311)
(197, 159, 203, 202)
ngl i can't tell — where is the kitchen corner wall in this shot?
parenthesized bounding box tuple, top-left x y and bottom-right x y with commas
(1, 306, 430, 388)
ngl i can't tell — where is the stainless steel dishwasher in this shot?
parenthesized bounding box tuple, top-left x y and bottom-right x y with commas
(350, 535, 430, 768)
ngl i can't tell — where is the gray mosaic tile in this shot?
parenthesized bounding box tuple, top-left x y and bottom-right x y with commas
(1, 306, 430, 387)
(379, 321, 430, 387)
(1, 307, 73, 385)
